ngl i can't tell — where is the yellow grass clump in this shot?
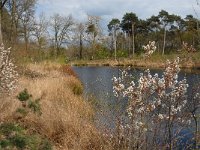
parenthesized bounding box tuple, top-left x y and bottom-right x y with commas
(0, 62, 106, 150)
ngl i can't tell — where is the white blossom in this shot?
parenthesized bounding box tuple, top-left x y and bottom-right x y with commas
(158, 114, 164, 120)
(0, 44, 18, 93)
(143, 41, 157, 58)
(112, 57, 189, 139)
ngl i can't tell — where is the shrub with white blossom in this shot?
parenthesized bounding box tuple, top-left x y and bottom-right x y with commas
(0, 44, 18, 94)
(182, 41, 196, 53)
(142, 41, 157, 58)
(112, 58, 192, 149)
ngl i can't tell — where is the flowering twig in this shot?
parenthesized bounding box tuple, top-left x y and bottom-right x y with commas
(182, 41, 196, 53)
(142, 41, 157, 58)
(0, 44, 18, 94)
(112, 57, 190, 149)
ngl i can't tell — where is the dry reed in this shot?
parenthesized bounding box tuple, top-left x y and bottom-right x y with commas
(0, 62, 106, 150)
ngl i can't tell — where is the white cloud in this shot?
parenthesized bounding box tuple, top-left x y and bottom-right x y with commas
(36, 0, 199, 32)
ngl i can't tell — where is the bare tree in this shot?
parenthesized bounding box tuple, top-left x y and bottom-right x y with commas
(107, 18, 121, 60)
(6, 0, 19, 46)
(32, 12, 48, 50)
(0, 0, 8, 44)
(50, 13, 74, 56)
(9, 0, 17, 46)
(85, 15, 102, 59)
(76, 23, 85, 59)
(86, 15, 99, 44)
(18, 0, 36, 51)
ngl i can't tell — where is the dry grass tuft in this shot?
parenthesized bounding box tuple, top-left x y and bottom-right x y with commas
(60, 65, 78, 78)
(0, 94, 21, 122)
(0, 62, 107, 150)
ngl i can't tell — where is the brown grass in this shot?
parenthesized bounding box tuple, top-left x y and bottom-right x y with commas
(0, 62, 107, 150)
(60, 65, 78, 78)
(71, 53, 200, 69)
(70, 58, 166, 68)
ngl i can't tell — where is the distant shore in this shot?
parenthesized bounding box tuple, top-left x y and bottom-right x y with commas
(70, 58, 200, 70)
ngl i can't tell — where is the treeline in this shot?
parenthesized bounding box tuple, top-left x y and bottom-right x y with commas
(0, 0, 199, 61)
(107, 10, 199, 57)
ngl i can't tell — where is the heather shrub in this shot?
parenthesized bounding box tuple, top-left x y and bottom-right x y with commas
(11, 88, 43, 144)
(0, 123, 52, 149)
(16, 89, 42, 117)
(17, 88, 32, 102)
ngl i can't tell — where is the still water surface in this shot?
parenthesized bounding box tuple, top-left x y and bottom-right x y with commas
(72, 66, 200, 130)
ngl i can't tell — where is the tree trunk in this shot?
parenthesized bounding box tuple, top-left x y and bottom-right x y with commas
(132, 23, 135, 56)
(0, 0, 9, 44)
(192, 113, 199, 149)
(113, 29, 117, 61)
(11, 0, 17, 47)
(177, 30, 183, 47)
(0, 13, 2, 44)
(168, 106, 173, 150)
(128, 36, 130, 57)
(55, 31, 58, 56)
(91, 33, 96, 59)
(24, 28, 28, 52)
(162, 27, 166, 55)
(79, 33, 83, 59)
(195, 119, 199, 150)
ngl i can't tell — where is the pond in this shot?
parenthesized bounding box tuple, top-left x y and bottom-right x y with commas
(72, 66, 200, 147)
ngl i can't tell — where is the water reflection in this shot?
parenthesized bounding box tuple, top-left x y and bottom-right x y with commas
(73, 66, 200, 148)
(72, 66, 200, 129)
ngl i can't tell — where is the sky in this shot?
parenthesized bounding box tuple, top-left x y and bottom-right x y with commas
(36, 0, 200, 32)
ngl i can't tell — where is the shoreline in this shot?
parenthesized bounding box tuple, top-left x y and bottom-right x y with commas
(70, 58, 200, 75)
(70, 59, 200, 71)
